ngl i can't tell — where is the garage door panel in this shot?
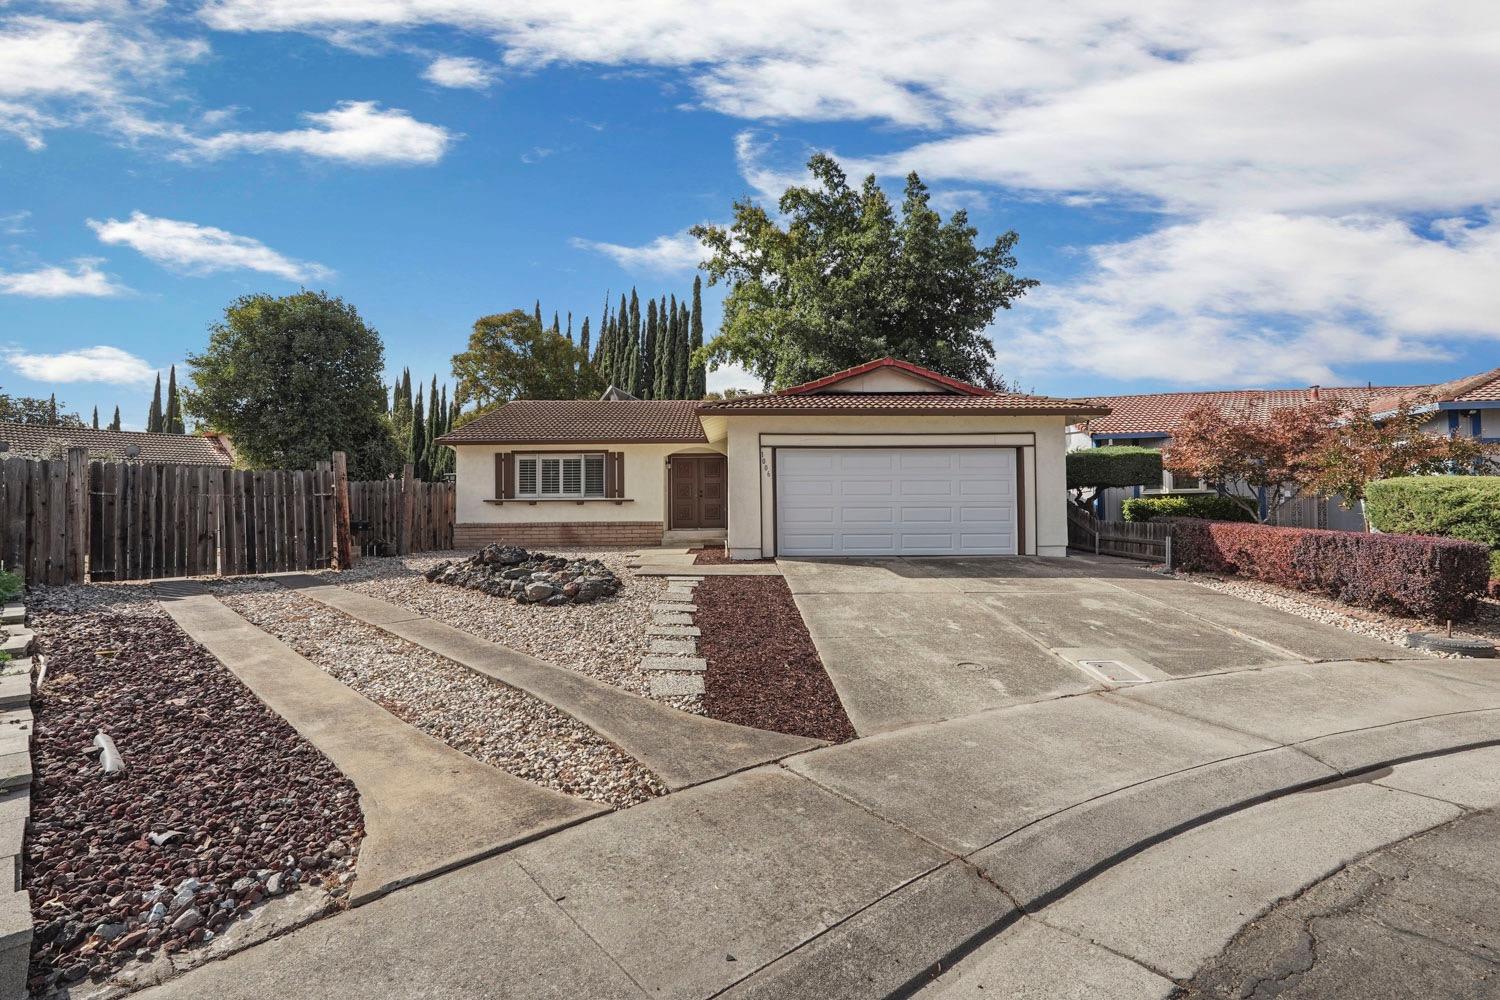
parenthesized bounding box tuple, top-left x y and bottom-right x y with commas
(778, 447, 1018, 557)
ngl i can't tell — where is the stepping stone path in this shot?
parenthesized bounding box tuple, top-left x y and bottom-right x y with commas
(644, 577, 708, 698)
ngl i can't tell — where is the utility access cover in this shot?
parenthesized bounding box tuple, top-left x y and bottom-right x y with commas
(1076, 659, 1151, 685)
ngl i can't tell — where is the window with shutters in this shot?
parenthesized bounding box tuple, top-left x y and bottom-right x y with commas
(516, 453, 607, 499)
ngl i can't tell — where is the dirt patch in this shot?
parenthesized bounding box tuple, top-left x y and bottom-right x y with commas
(690, 547, 774, 566)
(695, 576, 854, 743)
(24, 587, 363, 994)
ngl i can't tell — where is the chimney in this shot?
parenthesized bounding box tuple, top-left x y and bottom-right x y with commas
(1307, 385, 1321, 401)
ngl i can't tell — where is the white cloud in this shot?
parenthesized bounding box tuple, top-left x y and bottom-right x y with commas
(0, 259, 126, 297)
(570, 230, 703, 274)
(5, 345, 154, 383)
(423, 55, 493, 89)
(187, 101, 455, 165)
(706, 360, 760, 395)
(995, 212, 1500, 387)
(0, 210, 32, 235)
(89, 211, 331, 281)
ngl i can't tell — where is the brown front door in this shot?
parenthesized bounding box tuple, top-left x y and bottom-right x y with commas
(670, 455, 727, 529)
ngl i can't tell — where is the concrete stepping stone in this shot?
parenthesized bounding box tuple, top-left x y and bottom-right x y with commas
(651, 603, 697, 613)
(653, 613, 694, 627)
(0, 657, 29, 679)
(0, 634, 30, 658)
(0, 751, 28, 793)
(648, 625, 700, 637)
(0, 676, 27, 712)
(649, 639, 697, 656)
(666, 576, 705, 583)
(641, 657, 707, 673)
(649, 674, 705, 697)
(0, 605, 21, 627)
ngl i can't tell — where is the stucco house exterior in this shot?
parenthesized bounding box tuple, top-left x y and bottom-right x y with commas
(1066, 366, 1500, 528)
(437, 357, 1109, 559)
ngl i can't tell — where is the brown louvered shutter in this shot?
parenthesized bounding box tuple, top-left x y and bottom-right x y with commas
(604, 452, 618, 498)
(496, 452, 516, 499)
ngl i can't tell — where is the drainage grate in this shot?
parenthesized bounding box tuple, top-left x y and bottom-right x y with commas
(1075, 658, 1151, 685)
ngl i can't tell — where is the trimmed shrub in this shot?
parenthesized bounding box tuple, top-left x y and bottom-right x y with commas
(1365, 476, 1500, 586)
(1122, 493, 1254, 523)
(1066, 446, 1162, 491)
(1170, 518, 1491, 621)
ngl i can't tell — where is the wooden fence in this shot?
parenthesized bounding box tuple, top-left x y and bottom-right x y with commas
(0, 449, 454, 585)
(1068, 502, 1173, 565)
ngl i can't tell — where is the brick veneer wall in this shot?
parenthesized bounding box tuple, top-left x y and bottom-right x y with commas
(454, 521, 664, 549)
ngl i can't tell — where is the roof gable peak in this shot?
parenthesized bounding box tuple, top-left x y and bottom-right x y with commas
(780, 357, 992, 397)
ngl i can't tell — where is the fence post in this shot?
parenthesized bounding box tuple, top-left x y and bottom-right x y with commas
(398, 463, 415, 556)
(1164, 531, 1173, 571)
(65, 447, 88, 584)
(331, 451, 354, 570)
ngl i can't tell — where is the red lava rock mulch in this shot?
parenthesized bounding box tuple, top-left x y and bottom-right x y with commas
(25, 593, 364, 994)
(689, 547, 774, 565)
(694, 576, 855, 743)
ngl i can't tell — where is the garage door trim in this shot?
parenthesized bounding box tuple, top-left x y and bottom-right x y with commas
(771, 445, 1026, 557)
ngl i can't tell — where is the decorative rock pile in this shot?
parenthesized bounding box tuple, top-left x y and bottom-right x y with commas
(424, 545, 622, 605)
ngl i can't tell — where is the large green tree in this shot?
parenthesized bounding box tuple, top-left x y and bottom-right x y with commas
(692, 154, 1036, 389)
(452, 309, 604, 407)
(185, 290, 402, 478)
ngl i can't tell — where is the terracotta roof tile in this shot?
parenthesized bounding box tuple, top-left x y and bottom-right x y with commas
(1366, 367, 1500, 414)
(0, 423, 235, 465)
(1081, 385, 1429, 436)
(437, 400, 708, 444)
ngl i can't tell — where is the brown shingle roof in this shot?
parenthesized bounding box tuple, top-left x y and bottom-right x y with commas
(1081, 384, 1429, 437)
(699, 357, 1110, 417)
(0, 423, 236, 465)
(437, 400, 708, 444)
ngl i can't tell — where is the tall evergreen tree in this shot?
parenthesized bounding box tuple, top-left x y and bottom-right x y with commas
(533, 300, 543, 332)
(165, 365, 185, 433)
(579, 316, 591, 364)
(614, 293, 629, 385)
(409, 390, 426, 479)
(399, 369, 413, 422)
(110, 405, 121, 431)
(48, 394, 57, 424)
(676, 301, 692, 397)
(689, 274, 707, 398)
(551, 311, 560, 335)
(642, 299, 658, 400)
(624, 333, 641, 396)
(146, 374, 163, 432)
(92, 406, 99, 429)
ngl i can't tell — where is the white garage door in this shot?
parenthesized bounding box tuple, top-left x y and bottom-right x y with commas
(777, 447, 1018, 556)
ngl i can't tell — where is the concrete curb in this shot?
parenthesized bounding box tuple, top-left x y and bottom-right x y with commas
(0, 598, 31, 1000)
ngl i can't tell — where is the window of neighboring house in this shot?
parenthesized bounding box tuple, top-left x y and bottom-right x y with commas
(516, 454, 607, 499)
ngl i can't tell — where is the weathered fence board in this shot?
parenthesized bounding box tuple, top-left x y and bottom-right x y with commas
(1068, 502, 1173, 564)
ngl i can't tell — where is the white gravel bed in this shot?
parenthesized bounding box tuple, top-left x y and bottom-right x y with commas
(212, 579, 667, 808)
(325, 549, 706, 713)
(1173, 571, 1500, 659)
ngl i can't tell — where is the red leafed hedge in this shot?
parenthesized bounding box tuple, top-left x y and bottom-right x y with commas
(1170, 518, 1491, 621)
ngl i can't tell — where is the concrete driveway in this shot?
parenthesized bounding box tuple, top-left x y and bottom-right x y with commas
(779, 553, 1414, 734)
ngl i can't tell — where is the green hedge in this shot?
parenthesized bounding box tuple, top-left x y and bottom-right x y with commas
(1121, 493, 1255, 523)
(1066, 446, 1163, 491)
(1365, 476, 1500, 579)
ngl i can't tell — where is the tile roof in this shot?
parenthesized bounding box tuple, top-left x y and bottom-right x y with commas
(700, 357, 1110, 416)
(1081, 384, 1429, 437)
(0, 423, 235, 465)
(436, 400, 709, 444)
(1366, 367, 1500, 415)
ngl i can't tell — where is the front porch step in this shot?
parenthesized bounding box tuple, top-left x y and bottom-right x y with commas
(661, 529, 726, 547)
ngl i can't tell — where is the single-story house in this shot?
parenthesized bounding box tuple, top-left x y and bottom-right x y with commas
(1067, 366, 1500, 528)
(437, 357, 1110, 559)
(0, 423, 236, 466)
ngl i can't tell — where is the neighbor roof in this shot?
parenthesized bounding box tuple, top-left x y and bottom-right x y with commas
(1366, 367, 1500, 416)
(700, 357, 1111, 416)
(1081, 384, 1428, 437)
(0, 423, 236, 465)
(436, 399, 708, 444)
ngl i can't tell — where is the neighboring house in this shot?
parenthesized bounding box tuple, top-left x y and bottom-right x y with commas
(0, 423, 236, 466)
(1067, 366, 1500, 528)
(437, 357, 1109, 559)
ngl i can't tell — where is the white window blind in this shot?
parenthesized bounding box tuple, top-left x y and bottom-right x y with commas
(516, 453, 608, 498)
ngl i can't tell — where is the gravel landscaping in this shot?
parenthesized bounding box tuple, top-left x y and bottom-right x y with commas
(1172, 570, 1500, 658)
(24, 585, 362, 995)
(695, 576, 855, 742)
(213, 580, 666, 808)
(329, 550, 703, 711)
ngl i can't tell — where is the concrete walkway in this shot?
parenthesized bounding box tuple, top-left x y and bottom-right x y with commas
(274, 575, 820, 789)
(155, 582, 606, 904)
(632, 563, 784, 576)
(134, 651, 1500, 1000)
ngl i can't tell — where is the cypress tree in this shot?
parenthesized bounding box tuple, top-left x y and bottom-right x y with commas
(424, 377, 440, 479)
(675, 301, 691, 398)
(689, 275, 707, 399)
(165, 365, 184, 434)
(110, 405, 121, 431)
(533, 300, 543, 332)
(146, 374, 163, 432)
(409, 391, 426, 479)
(551, 311, 560, 335)
(92, 406, 99, 429)
(642, 299, 658, 400)
(579, 316, 591, 362)
(614, 293, 629, 385)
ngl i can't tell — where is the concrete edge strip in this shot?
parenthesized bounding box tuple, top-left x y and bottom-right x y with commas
(0, 596, 28, 1000)
(726, 734, 1500, 1000)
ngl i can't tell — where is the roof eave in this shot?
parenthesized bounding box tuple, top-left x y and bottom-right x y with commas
(438, 436, 710, 446)
(695, 404, 1111, 417)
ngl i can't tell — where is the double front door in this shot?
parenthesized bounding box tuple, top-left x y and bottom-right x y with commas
(670, 454, 727, 529)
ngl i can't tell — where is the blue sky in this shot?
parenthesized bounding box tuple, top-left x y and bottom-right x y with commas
(2, 3, 1497, 429)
